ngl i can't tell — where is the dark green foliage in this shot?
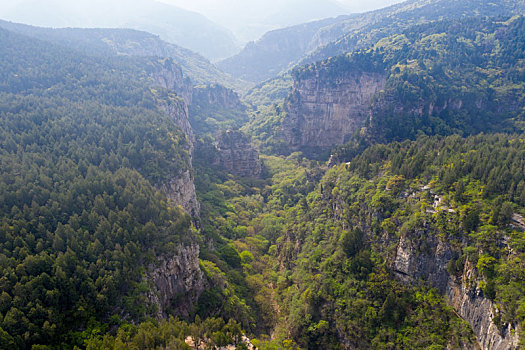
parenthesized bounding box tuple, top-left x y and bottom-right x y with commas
(0, 28, 192, 348)
(84, 316, 247, 350)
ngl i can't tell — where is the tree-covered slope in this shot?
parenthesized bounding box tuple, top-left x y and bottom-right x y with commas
(0, 27, 195, 348)
(0, 20, 249, 92)
(0, 0, 240, 61)
(187, 133, 525, 349)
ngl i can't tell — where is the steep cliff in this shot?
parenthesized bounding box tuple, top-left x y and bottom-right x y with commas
(393, 226, 521, 349)
(150, 58, 194, 105)
(189, 84, 249, 135)
(281, 69, 386, 150)
(215, 130, 262, 178)
(147, 245, 205, 319)
(149, 59, 201, 216)
(274, 17, 525, 155)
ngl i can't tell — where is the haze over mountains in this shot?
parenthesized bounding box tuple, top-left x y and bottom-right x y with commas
(0, 0, 407, 60)
(0, 0, 239, 60)
(219, 0, 525, 82)
(1, 0, 525, 349)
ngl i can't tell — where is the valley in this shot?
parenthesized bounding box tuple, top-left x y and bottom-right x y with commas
(0, 1, 524, 349)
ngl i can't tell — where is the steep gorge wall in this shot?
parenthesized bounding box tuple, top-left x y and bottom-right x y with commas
(393, 226, 521, 349)
(149, 59, 200, 216)
(281, 71, 386, 149)
(146, 245, 205, 319)
(215, 130, 262, 177)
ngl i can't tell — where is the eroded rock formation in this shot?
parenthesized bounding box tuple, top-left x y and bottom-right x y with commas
(147, 245, 205, 319)
(281, 71, 386, 149)
(393, 228, 520, 349)
(215, 130, 262, 177)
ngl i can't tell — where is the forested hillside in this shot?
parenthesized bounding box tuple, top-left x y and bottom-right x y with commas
(0, 28, 196, 348)
(2, 0, 525, 349)
(0, 20, 248, 92)
(218, 0, 525, 83)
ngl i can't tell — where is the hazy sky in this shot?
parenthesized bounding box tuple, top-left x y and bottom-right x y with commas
(160, 0, 404, 15)
(1, 0, 405, 43)
(159, 0, 405, 41)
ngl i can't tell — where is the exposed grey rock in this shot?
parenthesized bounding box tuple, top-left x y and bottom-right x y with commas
(150, 58, 194, 106)
(215, 130, 262, 177)
(281, 71, 386, 149)
(150, 59, 200, 217)
(147, 245, 204, 319)
(158, 96, 195, 148)
(393, 227, 520, 349)
(160, 169, 200, 218)
(192, 84, 244, 111)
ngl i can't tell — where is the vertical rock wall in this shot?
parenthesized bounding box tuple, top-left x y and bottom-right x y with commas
(282, 71, 386, 149)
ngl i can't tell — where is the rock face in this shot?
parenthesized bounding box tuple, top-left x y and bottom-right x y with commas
(189, 84, 249, 135)
(281, 71, 386, 150)
(147, 245, 205, 319)
(215, 130, 262, 177)
(149, 59, 200, 216)
(192, 84, 244, 111)
(150, 58, 194, 105)
(393, 228, 520, 349)
(160, 169, 200, 218)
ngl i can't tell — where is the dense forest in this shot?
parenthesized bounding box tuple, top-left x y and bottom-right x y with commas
(1, 2, 525, 350)
(0, 28, 195, 348)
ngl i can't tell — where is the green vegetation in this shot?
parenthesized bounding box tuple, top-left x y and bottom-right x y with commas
(0, 28, 196, 348)
(190, 133, 525, 348)
(246, 16, 525, 157)
(189, 84, 249, 135)
(2, 6, 525, 350)
(299, 16, 525, 142)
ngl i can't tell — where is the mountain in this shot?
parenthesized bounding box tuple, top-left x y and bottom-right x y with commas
(218, 16, 351, 82)
(0, 20, 249, 92)
(3, 2, 525, 350)
(0, 26, 207, 347)
(0, 0, 239, 61)
(219, 0, 525, 83)
(164, 0, 350, 43)
(246, 16, 525, 156)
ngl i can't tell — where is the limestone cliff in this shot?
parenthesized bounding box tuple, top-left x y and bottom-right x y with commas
(215, 130, 262, 178)
(192, 84, 244, 111)
(393, 224, 520, 349)
(149, 58, 200, 216)
(150, 58, 194, 106)
(147, 245, 205, 319)
(159, 169, 200, 218)
(281, 70, 386, 150)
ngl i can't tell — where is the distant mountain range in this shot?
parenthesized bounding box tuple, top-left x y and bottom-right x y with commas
(162, 0, 351, 44)
(0, 0, 239, 61)
(219, 0, 525, 82)
(0, 20, 248, 92)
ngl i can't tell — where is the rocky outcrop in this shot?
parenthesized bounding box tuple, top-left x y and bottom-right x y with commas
(147, 245, 205, 319)
(215, 130, 262, 177)
(160, 169, 200, 217)
(158, 96, 195, 148)
(149, 58, 200, 216)
(447, 264, 520, 350)
(393, 227, 520, 349)
(189, 84, 249, 135)
(192, 84, 244, 111)
(150, 58, 193, 105)
(281, 71, 386, 149)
